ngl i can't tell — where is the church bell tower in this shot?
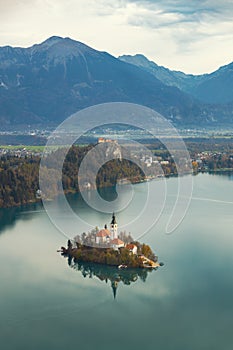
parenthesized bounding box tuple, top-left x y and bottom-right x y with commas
(110, 213, 118, 239)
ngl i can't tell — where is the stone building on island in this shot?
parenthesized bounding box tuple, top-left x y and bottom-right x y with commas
(96, 225, 111, 244)
(111, 238, 125, 250)
(96, 213, 125, 250)
(74, 213, 138, 253)
(94, 214, 137, 252)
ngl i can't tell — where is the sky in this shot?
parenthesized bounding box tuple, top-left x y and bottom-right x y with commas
(0, 0, 233, 74)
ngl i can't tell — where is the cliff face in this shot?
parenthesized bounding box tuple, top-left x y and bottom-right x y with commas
(105, 141, 122, 161)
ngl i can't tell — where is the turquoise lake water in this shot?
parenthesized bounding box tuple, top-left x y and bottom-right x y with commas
(0, 173, 233, 350)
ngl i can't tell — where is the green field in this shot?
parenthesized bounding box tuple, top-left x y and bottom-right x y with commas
(0, 145, 45, 152)
(0, 144, 88, 152)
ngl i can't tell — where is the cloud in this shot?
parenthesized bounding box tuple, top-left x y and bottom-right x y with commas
(121, 0, 233, 34)
(124, 0, 233, 15)
(105, 0, 233, 67)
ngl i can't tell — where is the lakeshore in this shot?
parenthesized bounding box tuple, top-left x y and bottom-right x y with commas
(61, 244, 161, 269)
(2, 136, 233, 209)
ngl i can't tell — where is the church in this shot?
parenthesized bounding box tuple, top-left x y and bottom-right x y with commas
(95, 213, 125, 249)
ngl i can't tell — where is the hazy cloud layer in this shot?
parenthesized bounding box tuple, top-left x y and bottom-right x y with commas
(114, 0, 233, 37)
(124, 0, 233, 16)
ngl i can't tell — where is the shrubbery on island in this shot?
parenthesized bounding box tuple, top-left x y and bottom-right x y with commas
(62, 238, 158, 269)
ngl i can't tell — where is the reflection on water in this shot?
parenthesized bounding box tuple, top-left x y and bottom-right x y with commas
(207, 170, 233, 181)
(65, 256, 155, 299)
(0, 202, 44, 234)
(0, 173, 233, 350)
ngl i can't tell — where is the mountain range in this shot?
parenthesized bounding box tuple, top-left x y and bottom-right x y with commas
(119, 54, 233, 104)
(0, 36, 232, 129)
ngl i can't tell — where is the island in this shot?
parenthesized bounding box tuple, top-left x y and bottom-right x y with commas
(60, 213, 162, 269)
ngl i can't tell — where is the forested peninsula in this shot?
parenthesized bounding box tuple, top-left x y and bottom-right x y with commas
(0, 145, 145, 208)
(1, 138, 233, 208)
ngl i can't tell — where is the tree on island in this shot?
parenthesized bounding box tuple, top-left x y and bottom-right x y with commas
(118, 231, 134, 244)
(67, 239, 72, 251)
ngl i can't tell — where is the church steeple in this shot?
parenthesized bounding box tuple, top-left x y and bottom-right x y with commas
(110, 213, 118, 239)
(111, 213, 117, 225)
(111, 280, 118, 299)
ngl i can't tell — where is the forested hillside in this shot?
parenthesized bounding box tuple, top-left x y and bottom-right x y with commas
(0, 145, 145, 208)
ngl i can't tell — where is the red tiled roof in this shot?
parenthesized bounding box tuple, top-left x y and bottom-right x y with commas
(126, 244, 137, 250)
(111, 238, 124, 245)
(96, 229, 111, 237)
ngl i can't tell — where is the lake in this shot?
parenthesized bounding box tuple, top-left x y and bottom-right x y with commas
(0, 173, 233, 350)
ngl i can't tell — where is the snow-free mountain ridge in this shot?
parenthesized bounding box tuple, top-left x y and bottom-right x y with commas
(0, 36, 232, 128)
